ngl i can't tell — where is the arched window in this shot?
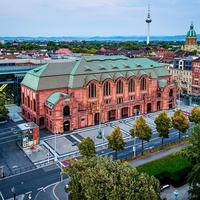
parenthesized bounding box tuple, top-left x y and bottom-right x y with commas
(116, 80, 123, 94)
(39, 117, 44, 126)
(27, 96, 30, 107)
(63, 106, 70, 116)
(22, 93, 24, 104)
(140, 77, 146, 90)
(103, 81, 111, 96)
(169, 89, 173, 97)
(128, 79, 135, 92)
(88, 83, 96, 98)
(33, 99, 36, 112)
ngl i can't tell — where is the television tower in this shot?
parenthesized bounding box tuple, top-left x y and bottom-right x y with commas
(145, 5, 152, 45)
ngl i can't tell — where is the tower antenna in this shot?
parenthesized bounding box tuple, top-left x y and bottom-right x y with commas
(145, 4, 152, 45)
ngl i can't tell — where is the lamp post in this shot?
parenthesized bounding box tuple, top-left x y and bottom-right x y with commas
(97, 101, 103, 139)
(54, 126, 58, 162)
(133, 108, 140, 157)
(0, 166, 4, 178)
(11, 186, 16, 200)
(175, 76, 181, 110)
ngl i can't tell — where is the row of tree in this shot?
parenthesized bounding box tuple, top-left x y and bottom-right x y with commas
(107, 108, 191, 159)
(61, 107, 200, 199)
(0, 40, 185, 52)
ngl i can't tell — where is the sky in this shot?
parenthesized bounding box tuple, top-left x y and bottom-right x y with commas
(1, 0, 200, 37)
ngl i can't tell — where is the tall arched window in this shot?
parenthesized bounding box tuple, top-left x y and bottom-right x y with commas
(169, 89, 173, 97)
(140, 77, 146, 90)
(63, 106, 70, 116)
(116, 80, 123, 94)
(33, 99, 36, 112)
(128, 79, 135, 92)
(88, 83, 96, 98)
(103, 81, 111, 96)
(27, 96, 30, 108)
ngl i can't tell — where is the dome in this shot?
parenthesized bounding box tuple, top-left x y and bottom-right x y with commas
(187, 22, 196, 37)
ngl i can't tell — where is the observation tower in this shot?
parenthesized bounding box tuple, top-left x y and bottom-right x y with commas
(145, 5, 152, 45)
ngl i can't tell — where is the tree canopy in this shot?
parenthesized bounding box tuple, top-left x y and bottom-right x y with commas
(106, 125, 126, 160)
(175, 123, 200, 199)
(171, 109, 189, 140)
(61, 156, 161, 200)
(0, 92, 8, 121)
(78, 137, 96, 158)
(188, 106, 200, 124)
(154, 111, 171, 148)
(130, 116, 152, 155)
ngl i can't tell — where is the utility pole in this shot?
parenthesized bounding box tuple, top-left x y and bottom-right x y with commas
(97, 101, 103, 139)
(133, 109, 140, 157)
(54, 126, 58, 162)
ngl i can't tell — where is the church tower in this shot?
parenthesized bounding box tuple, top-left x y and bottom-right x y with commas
(184, 22, 198, 51)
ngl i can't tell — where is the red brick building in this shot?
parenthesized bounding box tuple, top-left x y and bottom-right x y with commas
(21, 56, 177, 133)
(191, 57, 200, 94)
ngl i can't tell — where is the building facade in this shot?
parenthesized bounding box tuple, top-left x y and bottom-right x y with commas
(185, 58, 200, 106)
(21, 56, 177, 133)
(172, 58, 193, 94)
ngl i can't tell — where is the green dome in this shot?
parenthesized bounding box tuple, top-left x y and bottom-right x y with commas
(187, 22, 196, 37)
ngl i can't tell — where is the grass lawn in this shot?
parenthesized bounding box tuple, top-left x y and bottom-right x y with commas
(136, 154, 191, 176)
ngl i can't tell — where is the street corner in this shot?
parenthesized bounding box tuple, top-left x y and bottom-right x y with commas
(34, 183, 59, 200)
(53, 179, 69, 200)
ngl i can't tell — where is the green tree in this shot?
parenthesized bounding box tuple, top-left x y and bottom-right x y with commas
(188, 106, 200, 124)
(130, 116, 152, 155)
(78, 137, 96, 158)
(106, 125, 126, 160)
(0, 92, 8, 121)
(61, 156, 161, 200)
(171, 109, 189, 140)
(154, 111, 171, 148)
(175, 124, 200, 199)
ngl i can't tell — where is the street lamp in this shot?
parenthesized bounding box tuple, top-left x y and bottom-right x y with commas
(133, 109, 140, 157)
(97, 101, 103, 139)
(11, 186, 16, 200)
(54, 126, 58, 162)
(175, 76, 181, 110)
(0, 166, 4, 178)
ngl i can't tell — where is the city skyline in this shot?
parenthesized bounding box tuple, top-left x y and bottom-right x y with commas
(1, 0, 200, 37)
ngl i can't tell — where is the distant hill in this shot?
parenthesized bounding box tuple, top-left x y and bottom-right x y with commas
(0, 35, 199, 41)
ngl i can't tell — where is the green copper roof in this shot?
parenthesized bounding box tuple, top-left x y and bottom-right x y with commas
(187, 22, 196, 37)
(158, 79, 167, 88)
(21, 56, 169, 90)
(46, 92, 69, 108)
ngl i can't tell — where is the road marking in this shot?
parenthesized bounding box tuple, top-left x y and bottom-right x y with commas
(0, 191, 5, 200)
(37, 187, 43, 191)
(25, 191, 32, 194)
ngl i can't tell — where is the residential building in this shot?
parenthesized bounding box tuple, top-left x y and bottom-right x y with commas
(20, 55, 177, 133)
(172, 58, 193, 94)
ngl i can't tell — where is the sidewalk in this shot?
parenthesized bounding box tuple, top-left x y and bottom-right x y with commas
(129, 143, 185, 167)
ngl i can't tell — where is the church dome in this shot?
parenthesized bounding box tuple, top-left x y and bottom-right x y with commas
(187, 22, 196, 37)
